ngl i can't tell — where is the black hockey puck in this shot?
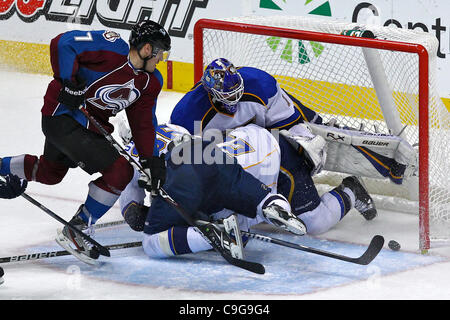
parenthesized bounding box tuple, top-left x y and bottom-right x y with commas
(388, 240, 401, 251)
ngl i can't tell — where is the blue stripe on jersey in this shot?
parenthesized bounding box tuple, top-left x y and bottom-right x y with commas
(57, 30, 129, 80)
(152, 102, 159, 156)
(151, 69, 163, 156)
(0, 157, 11, 175)
(153, 68, 164, 88)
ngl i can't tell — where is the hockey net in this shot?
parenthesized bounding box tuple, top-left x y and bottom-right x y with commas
(193, 16, 450, 251)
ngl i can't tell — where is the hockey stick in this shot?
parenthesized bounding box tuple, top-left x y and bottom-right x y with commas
(242, 231, 384, 265)
(94, 219, 126, 229)
(0, 176, 110, 257)
(0, 241, 141, 264)
(79, 107, 265, 275)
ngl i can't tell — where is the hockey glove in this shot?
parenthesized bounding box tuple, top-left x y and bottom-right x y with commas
(57, 76, 87, 110)
(0, 174, 27, 199)
(123, 202, 149, 232)
(138, 155, 166, 196)
(280, 123, 327, 176)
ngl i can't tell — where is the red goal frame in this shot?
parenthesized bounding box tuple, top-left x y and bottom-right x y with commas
(193, 18, 431, 250)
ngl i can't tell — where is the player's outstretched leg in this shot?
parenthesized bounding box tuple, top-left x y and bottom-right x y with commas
(56, 205, 100, 260)
(261, 194, 307, 235)
(341, 176, 377, 220)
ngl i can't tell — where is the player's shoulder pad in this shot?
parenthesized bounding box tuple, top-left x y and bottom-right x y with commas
(170, 83, 212, 134)
(238, 67, 278, 105)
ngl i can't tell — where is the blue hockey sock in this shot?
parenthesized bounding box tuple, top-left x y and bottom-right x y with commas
(0, 157, 11, 176)
(78, 182, 120, 224)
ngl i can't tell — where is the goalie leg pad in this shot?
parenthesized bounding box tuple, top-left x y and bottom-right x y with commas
(307, 123, 417, 183)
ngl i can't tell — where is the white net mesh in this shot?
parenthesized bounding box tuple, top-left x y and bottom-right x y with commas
(198, 16, 450, 246)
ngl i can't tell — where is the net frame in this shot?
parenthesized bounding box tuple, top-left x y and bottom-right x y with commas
(193, 17, 443, 251)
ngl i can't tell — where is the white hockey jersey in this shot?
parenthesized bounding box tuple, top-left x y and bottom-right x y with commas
(118, 123, 281, 229)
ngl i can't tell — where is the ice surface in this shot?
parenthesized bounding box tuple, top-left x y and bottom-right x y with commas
(0, 70, 449, 300)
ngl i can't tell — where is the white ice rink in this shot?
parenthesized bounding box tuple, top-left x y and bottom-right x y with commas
(1, 70, 450, 300)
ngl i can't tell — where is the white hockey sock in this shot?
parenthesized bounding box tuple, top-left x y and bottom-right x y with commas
(142, 226, 212, 259)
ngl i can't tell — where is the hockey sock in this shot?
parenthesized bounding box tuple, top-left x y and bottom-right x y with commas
(329, 186, 353, 220)
(142, 226, 211, 258)
(0, 157, 11, 175)
(0, 156, 27, 177)
(78, 181, 120, 224)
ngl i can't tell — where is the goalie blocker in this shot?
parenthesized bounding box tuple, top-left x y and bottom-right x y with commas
(287, 123, 417, 185)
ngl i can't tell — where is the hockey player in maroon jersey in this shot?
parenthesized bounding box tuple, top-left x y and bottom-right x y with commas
(0, 20, 171, 260)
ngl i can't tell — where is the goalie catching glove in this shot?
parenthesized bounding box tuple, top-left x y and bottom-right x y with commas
(138, 155, 167, 196)
(280, 123, 327, 176)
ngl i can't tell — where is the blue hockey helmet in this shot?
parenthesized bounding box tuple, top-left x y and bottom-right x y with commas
(201, 58, 244, 113)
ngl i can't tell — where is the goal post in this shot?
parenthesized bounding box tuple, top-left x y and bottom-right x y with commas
(193, 16, 450, 251)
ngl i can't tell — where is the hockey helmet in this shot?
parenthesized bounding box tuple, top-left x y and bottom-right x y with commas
(129, 20, 171, 61)
(201, 58, 244, 113)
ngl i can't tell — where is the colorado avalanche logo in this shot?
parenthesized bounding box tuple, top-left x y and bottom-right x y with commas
(87, 80, 140, 114)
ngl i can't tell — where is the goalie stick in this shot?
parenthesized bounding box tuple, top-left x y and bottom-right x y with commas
(0, 176, 110, 258)
(79, 106, 265, 275)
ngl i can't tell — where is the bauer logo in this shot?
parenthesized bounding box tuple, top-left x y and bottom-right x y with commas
(0, 0, 208, 37)
(362, 140, 390, 147)
(87, 80, 140, 115)
(261, 0, 332, 64)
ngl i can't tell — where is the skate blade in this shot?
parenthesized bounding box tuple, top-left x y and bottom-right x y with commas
(55, 229, 99, 266)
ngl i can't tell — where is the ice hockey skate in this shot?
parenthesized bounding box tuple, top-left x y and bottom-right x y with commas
(342, 176, 377, 220)
(262, 195, 307, 235)
(197, 214, 244, 260)
(55, 205, 100, 265)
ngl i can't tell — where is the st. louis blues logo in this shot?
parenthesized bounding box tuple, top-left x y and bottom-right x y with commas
(87, 80, 140, 114)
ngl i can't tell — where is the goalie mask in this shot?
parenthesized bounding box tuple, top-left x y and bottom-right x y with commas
(201, 58, 244, 113)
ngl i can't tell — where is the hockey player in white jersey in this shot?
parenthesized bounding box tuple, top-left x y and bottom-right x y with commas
(118, 119, 378, 259)
(119, 122, 307, 259)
